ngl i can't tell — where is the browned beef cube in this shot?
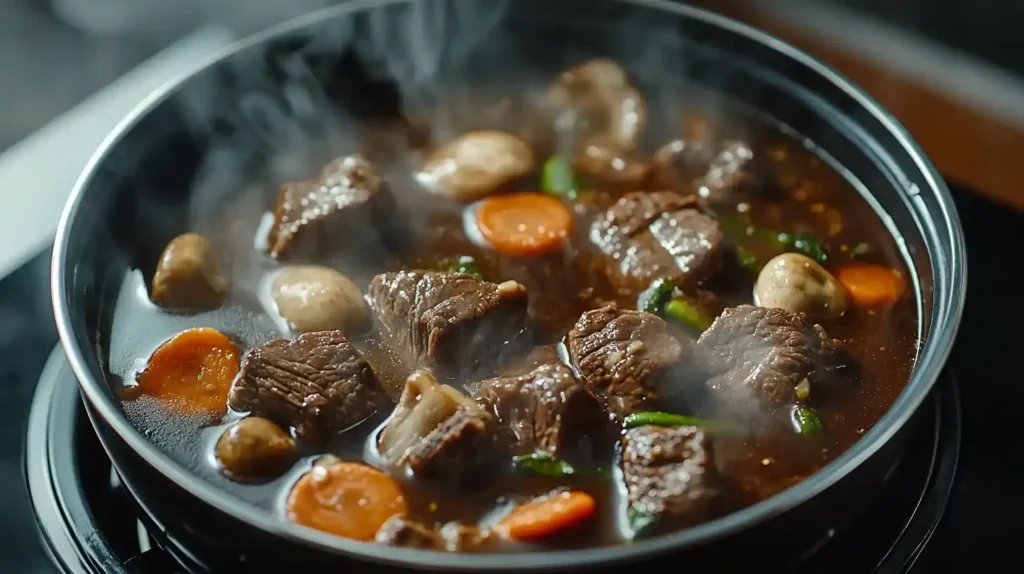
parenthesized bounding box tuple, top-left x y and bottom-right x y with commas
(228, 331, 389, 442)
(621, 425, 720, 532)
(266, 155, 395, 260)
(378, 370, 500, 489)
(367, 271, 529, 378)
(567, 305, 686, 417)
(401, 407, 497, 488)
(695, 305, 844, 410)
(590, 191, 724, 291)
(471, 362, 605, 456)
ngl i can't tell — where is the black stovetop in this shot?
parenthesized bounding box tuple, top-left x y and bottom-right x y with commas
(3, 182, 1019, 572)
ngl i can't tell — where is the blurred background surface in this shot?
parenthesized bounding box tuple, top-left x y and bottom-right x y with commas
(5, 0, 1024, 208)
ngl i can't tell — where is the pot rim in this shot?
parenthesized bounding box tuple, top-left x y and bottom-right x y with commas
(51, 0, 967, 570)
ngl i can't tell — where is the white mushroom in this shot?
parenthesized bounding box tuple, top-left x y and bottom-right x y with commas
(271, 266, 370, 335)
(151, 232, 228, 310)
(215, 416, 296, 479)
(417, 130, 536, 201)
(754, 253, 847, 318)
(547, 58, 647, 152)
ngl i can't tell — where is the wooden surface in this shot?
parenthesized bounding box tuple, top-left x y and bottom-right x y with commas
(697, 1, 1024, 210)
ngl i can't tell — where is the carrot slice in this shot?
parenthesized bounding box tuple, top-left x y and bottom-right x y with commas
(496, 490, 596, 541)
(476, 192, 573, 257)
(837, 263, 905, 306)
(286, 461, 407, 541)
(135, 327, 241, 415)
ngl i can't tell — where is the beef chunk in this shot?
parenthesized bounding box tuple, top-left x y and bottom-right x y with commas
(402, 407, 497, 487)
(367, 271, 529, 378)
(695, 305, 844, 409)
(228, 331, 388, 442)
(567, 305, 685, 417)
(621, 425, 719, 531)
(266, 155, 394, 260)
(378, 371, 499, 489)
(471, 362, 605, 456)
(590, 191, 724, 291)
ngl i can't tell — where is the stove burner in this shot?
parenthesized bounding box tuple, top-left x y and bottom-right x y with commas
(26, 347, 960, 573)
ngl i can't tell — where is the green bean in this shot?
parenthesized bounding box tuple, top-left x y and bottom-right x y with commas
(540, 156, 581, 200)
(664, 298, 713, 331)
(513, 452, 576, 478)
(793, 405, 824, 436)
(623, 411, 725, 432)
(638, 277, 675, 314)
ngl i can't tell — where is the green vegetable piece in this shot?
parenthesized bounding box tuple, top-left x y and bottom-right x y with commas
(513, 452, 576, 478)
(735, 245, 761, 274)
(792, 233, 828, 263)
(540, 156, 580, 199)
(623, 411, 724, 432)
(627, 507, 659, 538)
(638, 277, 675, 314)
(442, 255, 484, 280)
(793, 405, 824, 436)
(664, 298, 713, 331)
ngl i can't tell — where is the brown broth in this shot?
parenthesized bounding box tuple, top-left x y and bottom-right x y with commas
(105, 96, 918, 551)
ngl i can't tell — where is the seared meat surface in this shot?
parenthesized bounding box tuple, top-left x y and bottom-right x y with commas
(472, 362, 606, 456)
(695, 305, 844, 411)
(228, 330, 388, 442)
(367, 271, 529, 378)
(567, 305, 686, 417)
(590, 191, 725, 291)
(267, 155, 395, 260)
(620, 425, 720, 532)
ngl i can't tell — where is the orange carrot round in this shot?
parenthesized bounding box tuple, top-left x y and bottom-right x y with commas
(135, 327, 240, 415)
(476, 192, 572, 257)
(837, 263, 905, 306)
(496, 490, 596, 541)
(286, 461, 406, 541)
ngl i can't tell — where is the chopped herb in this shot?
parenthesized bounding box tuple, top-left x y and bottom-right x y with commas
(441, 255, 484, 280)
(627, 507, 659, 538)
(664, 298, 713, 331)
(624, 411, 726, 432)
(638, 277, 676, 314)
(540, 156, 581, 200)
(513, 452, 576, 478)
(793, 405, 824, 436)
